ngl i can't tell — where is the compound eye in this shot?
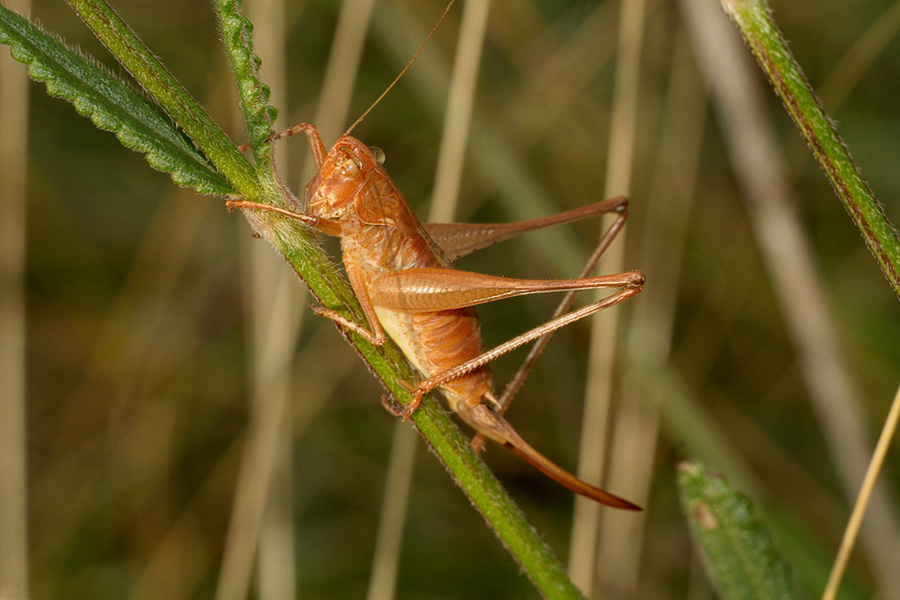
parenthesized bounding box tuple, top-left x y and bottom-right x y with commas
(369, 146, 385, 165)
(341, 156, 361, 177)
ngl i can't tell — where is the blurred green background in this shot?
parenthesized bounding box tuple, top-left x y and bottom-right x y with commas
(4, 0, 900, 598)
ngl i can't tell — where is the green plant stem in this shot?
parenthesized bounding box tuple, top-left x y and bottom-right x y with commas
(66, 0, 258, 199)
(721, 0, 900, 302)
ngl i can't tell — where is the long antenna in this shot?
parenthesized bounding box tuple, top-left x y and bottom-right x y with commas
(344, 0, 457, 135)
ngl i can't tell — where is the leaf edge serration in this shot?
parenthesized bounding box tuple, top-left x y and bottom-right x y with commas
(0, 4, 233, 195)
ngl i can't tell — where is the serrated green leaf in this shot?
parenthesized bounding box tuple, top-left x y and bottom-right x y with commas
(64, 0, 258, 199)
(0, 4, 232, 195)
(214, 0, 277, 167)
(679, 461, 802, 600)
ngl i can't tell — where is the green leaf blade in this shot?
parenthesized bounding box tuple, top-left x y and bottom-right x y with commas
(0, 4, 233, 195)
(679, 461, 801, 600)
(64, 0, 259, 199)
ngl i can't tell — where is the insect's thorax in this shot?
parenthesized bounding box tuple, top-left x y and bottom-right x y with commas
(340, 176, 449, 273)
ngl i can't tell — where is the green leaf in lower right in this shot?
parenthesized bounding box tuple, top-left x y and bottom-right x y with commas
(678, 460, 802, 600)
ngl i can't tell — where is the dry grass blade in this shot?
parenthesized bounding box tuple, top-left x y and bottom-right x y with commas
(306, 0, 378, 158)
(823, 381, 900, 600)
(597, 22, 707, 595)
(215, 0, 300, 596)
(248, 2, 297, 599)
(0, 0, 30, 597)
(569, 0, 648, 592)
(818, 1, 900, 116)
(252, 8, 298, 600)
(366, 425, 416, 600)
(428, 0, 490, 223)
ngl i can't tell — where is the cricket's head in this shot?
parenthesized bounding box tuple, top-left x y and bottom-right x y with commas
(302, 135, 386, 222)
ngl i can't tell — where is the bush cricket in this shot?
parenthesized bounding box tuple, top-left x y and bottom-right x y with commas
(229, 3, 644, 510)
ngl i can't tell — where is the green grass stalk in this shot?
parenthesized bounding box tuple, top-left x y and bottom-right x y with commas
(721, 0, 900, 302)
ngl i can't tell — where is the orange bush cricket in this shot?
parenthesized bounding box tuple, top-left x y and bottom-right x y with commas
(229, 2, 644, 510)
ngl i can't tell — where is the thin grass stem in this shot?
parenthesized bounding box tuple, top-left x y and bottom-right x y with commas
(822, 382, 900, 600)
(569, 0, 647, 591)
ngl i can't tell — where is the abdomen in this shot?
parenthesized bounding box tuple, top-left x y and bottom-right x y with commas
(373, 304, 493, 413)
